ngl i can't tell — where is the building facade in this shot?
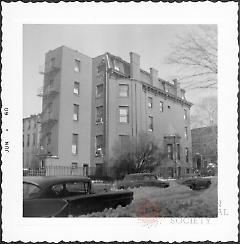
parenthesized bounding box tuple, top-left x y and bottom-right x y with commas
(35, 46, 193, 177)
(191, 125, 218, 175)
(23, 114, 41, 169)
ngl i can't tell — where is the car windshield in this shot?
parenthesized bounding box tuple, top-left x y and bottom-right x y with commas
(124, 175, 143, 181)
(23, 183, 41, 199)
(143, 175, 156, 180)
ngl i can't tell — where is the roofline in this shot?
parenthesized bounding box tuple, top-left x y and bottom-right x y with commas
(107, 52, 181, 88)
(191, 125, 217, 131)
(140, 80, 193, 107)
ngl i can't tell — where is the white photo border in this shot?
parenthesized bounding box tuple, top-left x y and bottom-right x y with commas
(1, 2, 239, 242)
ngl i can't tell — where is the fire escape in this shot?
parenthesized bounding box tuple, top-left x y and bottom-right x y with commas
(35, 60, 60, 158)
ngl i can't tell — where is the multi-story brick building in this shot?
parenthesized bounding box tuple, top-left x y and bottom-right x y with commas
(23, 114, 41, 169)
(35, 46, 193, 177)
(191, 125, 218, 174)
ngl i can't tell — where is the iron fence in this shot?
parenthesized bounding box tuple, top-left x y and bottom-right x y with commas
(23, 166, 97, 177)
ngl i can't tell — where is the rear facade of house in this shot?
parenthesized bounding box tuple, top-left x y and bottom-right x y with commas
(33, 46, 193, 178)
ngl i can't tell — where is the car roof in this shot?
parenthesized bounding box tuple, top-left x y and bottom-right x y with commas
(23, 176, 90, 189)
(127, 173, 155, 176)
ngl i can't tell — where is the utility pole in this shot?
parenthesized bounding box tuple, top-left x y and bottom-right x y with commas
(173, 135, 177, 178)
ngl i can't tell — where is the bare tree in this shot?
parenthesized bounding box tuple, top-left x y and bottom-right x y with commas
(166, 25, 217, 90)
(111, 131, 166, 179)
(190, 96, 217, 128)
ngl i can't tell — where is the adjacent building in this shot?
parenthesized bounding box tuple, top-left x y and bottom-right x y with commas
(23, 114, 41, 169)
(32, 46, 193, 177)
(191, 125, 218, 174)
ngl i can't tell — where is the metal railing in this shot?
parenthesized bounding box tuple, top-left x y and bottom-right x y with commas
(23, 165, 99, 177)
(37, 86, 59, 97)
(39, 63, 60, 75)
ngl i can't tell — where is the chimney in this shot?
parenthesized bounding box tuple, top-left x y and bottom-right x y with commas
(130, 52, 140, 80)
(150, 68, 158, 87)
(173, 78, 181, 97)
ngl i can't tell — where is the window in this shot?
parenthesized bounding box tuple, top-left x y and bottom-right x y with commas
(96, 164, 103, 175)
(74, 81, 80, 95)
(119, 84, 129, 97)
(185, 147, 189, 163)
(96, 106, 103, 123)
(73, 104, 79, 121)
(72, 134, 78, 154)
(167, 144, 173, 159)
(184, 127, 188, 140)
(177, 144, 180, 160)
(97, 64, 105, 73)
(27, 134, 30, 147)
(51, 184, 64, 196)
(33, 133, 36, 146)
(184, 109, 187, 120)
(23, 135, 24, 147)
(96, 84, 104, 98)
(160, 101, 164, 112)
(186, 168, 190, 174)
(28, 121, 31, 130)
(50, 57, 56, 68)
(48, 103, 53, 118)
(148, 97, 153, 108)
(74, 59, 81, 72)
(113, 59, 124, 73)
(95, 135, 104, 156)
(83, 164, 89, 176)
(49, 80, 54, 88)
(71, 162, 78, 169)
(165, 85, 169, 93)
(119, 106, 129, 123)
(148, 116, 153, 131)
(163, 83, 169, 93)
(47, 133, 51, 145)
(66, 182, 89, 194)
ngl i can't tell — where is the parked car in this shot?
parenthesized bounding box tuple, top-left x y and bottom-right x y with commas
(23, 176, 133, 217)
(116, 173, 169, 189)
(178, 177, 211, 190)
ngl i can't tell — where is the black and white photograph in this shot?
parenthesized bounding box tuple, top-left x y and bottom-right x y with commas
(2, 2, 238, 242)
(22, 24, 218, 218)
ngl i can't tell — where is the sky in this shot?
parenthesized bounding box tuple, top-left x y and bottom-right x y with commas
(23, 24, 216, 118)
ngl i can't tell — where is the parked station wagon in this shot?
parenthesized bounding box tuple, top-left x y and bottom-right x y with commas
(116, 173, 169, 189)
(23, 176, 133, 217)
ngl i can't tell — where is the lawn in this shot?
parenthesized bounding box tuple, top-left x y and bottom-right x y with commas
(79, 176, 218, 217)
